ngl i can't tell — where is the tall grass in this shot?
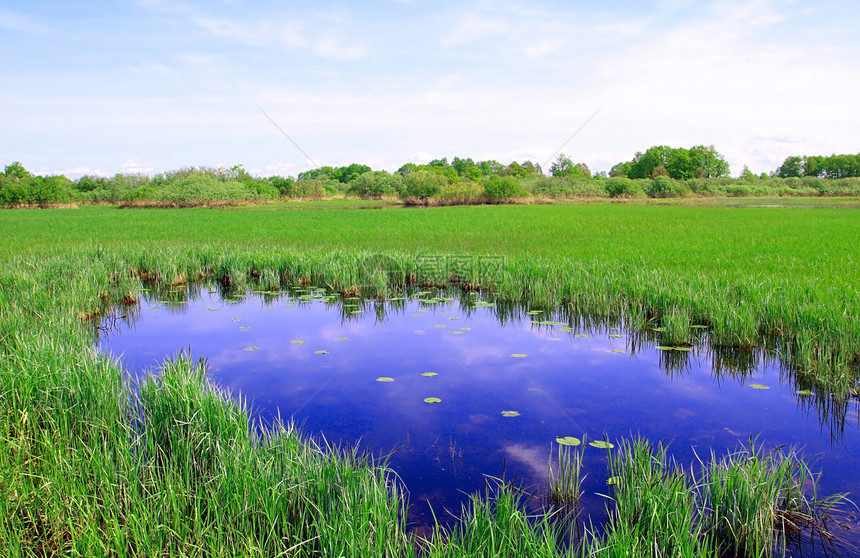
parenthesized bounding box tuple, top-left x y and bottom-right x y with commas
(0, 242, 854, 556)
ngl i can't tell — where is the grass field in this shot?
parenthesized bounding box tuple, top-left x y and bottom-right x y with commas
(1, 199, 857, 556)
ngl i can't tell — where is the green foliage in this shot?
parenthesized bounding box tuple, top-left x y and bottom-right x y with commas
(433, 180, 485, 205)
(401, 170, 447, 202)
(604, 177, 644, 198)
(0, 162, 73, 206)
(549, 153, 591, 180)
(483, 175, 527, 201)
(645, 176, 692, 198)
(777, 153, 860, 179)
(617, 145, 731, 180)
(347, 170, 404, 199)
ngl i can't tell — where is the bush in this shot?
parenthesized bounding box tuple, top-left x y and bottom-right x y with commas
(483, 175, 527, 202)
(291, 178, 337, 200)
(155, 174, 254, 204)
(645, 176, 691, 198)
(348, 171, 404, 199)
(433, 181, 485, 205)
(269, 176, 296, 197)
(401, 170, 447, 203)
(605, 177, 645, 198)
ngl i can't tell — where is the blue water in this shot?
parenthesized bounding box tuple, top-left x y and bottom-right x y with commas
(98, 287, 860, 547)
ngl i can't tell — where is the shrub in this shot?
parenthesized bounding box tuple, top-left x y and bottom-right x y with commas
(155, 174, 254, 204)
(645, 176, 691, 198)
(348, 171, 404, 199)
(433, 181, 485, 205)
(605, 177, 645, 198)
(401, 170, 447, 203)
(483, 175, 527, 202)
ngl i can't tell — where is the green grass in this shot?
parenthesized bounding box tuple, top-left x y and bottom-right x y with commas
(1, 202, 857, 555)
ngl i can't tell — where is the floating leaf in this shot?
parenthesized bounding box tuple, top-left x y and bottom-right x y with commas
(510, 354, 527, 358)
(607, 476, 620, 485)
(376, 377, 395, 382)
(749, 383, 770, 390)
(390, 297, 407, 301)
(690, 325, 709, 329)
(435, 325, 447, 328)
(291, 340, 304, 344)
(650, 327, 666, 332)
(612, 349, 625, 353)
(411, 315, 422, 318)
(239, 326, 250, 330)
(337, 337, 349, 341)
(501, 410, 521, 417)
(424, 397, 442, 404)
(350, 310, 364, 314)
(559, 327, 573, 333)
(460, 327, 471, 331)
(526, 310, 543, 315)
(556, 436, 581, 446)
(574, 334, 589, 338)
(421, 372, 438, 377)
(449, 317, 459, 320)
(656, 346, 692, 351)
(243, 346, 260, 351)
(314, 350, 329, 355)
(450, 331, 464, 335)
(231, 318, 242, 322)
(204, 307, 219, 311)
(589, 440, 614, 449)
(796, 389, 813, 396)
(609, 334, 622, 338)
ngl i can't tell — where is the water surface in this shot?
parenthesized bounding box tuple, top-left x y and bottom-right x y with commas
(99, 287, 860, 546)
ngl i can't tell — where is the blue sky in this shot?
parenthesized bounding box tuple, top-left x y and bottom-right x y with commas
(2, 0, 858, 177)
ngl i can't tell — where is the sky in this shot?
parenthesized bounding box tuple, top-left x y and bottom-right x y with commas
(1, 0, 858, 178)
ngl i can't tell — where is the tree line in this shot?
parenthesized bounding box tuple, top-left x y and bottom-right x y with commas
(3, 148, 860, 207)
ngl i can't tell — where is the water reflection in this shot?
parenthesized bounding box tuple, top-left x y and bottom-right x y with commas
(97, 285, 860, 542)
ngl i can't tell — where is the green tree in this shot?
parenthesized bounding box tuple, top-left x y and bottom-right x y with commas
(401, 170, 447, 202)
(776, 156, 803, 178)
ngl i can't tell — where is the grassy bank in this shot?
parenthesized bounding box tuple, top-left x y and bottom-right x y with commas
(0, 250, 849, 556)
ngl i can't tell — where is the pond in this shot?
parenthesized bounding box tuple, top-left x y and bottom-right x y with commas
(98, 285, 860, 548)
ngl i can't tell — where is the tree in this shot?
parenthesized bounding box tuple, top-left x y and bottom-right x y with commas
(401, 170, 446, 202)
(776, 156, 802, 178)
(3, 161, 32, 180)
(396, 163, 418, 176)
(549, 154, 573, 177)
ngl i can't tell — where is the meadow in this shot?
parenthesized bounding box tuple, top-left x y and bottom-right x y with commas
(1, 200, 858, 556)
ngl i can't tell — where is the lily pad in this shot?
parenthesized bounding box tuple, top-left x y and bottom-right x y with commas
(450, 331, 464, 335)
(239, 326, 250, 330)
(291, 340, 304, 344)
(204, 307, 219, 311)
(376, 377, 395, 382)
(556, 436, 581, 446)
(460, 327, 471, 331)
(609, 334, 622, 338)
(350, 310, 365, 314)
(510, 354, 527, 358)
(314, 350, 329, 355)
(607, 476, 620, 485)
(574, 334, 589, 338)
(589, 440, 615, 449)
(449, 317, 460, 320)
(435, 325, 447, 328)
(424, 397, 442, 404)
(421, 372, 438, 377)
(411, 315, 423, 318)
(243, 346, 260, 351)
(611, 349, 625, 353)
(656, 346, 692, 352)
(501, 410, 521, 417)
(336, 337, 349, 341)
(749, 383, 770, 390)
(796, 389, 813, 396)
(559, 327, 573, 333)
(526, 310, 543, 315)
(231, 318, 242, 322)
(690, 325, 709, 329)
